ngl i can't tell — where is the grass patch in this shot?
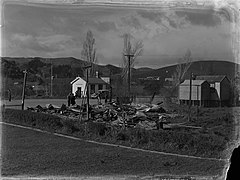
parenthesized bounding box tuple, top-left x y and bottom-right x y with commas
(1, 124, 225, 177)
(2, 108, 234, 159)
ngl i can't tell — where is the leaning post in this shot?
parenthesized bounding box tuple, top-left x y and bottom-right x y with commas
(21, 70, 27, 110)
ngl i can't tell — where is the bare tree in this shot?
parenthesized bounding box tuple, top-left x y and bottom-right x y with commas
(172, 50, 192, 92)
(81, 30, 97, 77)
(121, 33, 143, 80)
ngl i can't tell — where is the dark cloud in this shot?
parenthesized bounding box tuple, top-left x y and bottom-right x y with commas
(175, 10, 222, 27)
(2, 4, 233, 65)
(137, 10, 164, 24)
(91, 21, 117, 32)
(121, 15, 143, 29)
(138, 9, 225, 28)
(10, 34, 53, 52)
(137, 10, 186, 29)
(168, 19, 178, 28)
(216, 8, 232, 22)
(9, 33, 75, 54)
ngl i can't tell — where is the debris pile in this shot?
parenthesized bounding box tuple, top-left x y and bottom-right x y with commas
(27, 101, 181, 130)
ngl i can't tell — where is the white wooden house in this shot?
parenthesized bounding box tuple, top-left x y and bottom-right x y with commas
(70, 76, 108, 97)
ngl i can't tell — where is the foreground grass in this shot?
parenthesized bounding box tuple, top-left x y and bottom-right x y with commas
(2, 108, 235, 159)
(1, 123, 226, 177)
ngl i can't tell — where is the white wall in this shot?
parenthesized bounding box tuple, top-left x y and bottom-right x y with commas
(101, 77, 110, 84)
(72, 78, 86, 96)
(215, 82, 221, 98)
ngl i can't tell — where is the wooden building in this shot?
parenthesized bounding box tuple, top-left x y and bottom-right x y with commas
(70, 76, 108, 97)
(179, 80, 210, 107)
(196, 75, 231, 106)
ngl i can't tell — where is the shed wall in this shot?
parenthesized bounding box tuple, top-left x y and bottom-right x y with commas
(215, 82, 221, 98)
(201, 81, 210, 100)
(220, 77, 231, 100)
(179, 85, 201, 100)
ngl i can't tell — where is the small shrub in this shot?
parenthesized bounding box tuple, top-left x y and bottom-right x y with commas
(87, 122, 109, 136)
(116, 131, 129, 141)
(61, 119, 79, 134)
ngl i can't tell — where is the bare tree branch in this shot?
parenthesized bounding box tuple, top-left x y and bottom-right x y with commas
(172, 50, 192, 91)
(121, 33, 144, 80)
(81, 30, 97, 77)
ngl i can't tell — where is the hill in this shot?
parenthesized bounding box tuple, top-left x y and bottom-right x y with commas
(2, 57, 239, 80)
(133, 60, 240, 80)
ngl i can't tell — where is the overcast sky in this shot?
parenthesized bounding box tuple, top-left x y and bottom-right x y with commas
(1, 3, 235, 68)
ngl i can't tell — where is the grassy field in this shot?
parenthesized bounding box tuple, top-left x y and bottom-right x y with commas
(2, 98, 99, 110)
(2, 107, 234, 159)
(1, 123, 226, 178)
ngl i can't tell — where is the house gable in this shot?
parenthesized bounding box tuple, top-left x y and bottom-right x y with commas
(70, 77, 83, 85)
(195, 75, 228, 83)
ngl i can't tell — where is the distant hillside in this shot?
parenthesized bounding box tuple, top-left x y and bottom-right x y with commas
(2, 57, 239, 80)
(2, 57, 120, 77)
(2, 57, 86, 67)
(133, 60, 240, 80)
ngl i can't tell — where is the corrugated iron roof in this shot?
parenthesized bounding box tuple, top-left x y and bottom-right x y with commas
(195, 75, 227, 82)
(181, 80, 207, 86)
(83, 77, 107, 84)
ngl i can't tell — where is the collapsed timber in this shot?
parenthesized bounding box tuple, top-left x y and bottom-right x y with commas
(27, 101, 177, 130)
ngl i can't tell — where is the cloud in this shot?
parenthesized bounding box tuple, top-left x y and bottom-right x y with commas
(7, 33, 78, 58)
(137, 10, 164, 24)
(11, 34, 50, 52)
(3, 4, 234, 67)
(137, 10, 189, 30)
(175, 10, 222, 27)
(91, 21, 117, 32)
(120, 15, 143, 30)
(37, 34, 75, 51)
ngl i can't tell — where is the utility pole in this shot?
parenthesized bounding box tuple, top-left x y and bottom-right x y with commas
(21, 70, 27, 110)
(50, 60, 53, 97)
(83, 65, 92, 121)
(109, 70, 112, 103)
(124, 54, 134, 102)
(86, 68, 90, 120)
(188, 72, 193, 121)
(197, 84, 199, 121)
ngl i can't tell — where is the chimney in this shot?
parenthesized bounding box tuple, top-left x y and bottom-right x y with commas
(96, 71, 99, 78)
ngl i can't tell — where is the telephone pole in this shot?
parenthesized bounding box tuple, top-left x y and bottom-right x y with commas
(50, 60, 53, 97)
(124, 54, 134, 101)
(21, 70, 27, 110)
(188, 72, 193, 121)
(83, 64, 92, 121)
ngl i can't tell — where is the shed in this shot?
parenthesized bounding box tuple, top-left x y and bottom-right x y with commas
(179, 80, 210, 107)
(196, 75, 231, 106)
(70, 76, 108, 97)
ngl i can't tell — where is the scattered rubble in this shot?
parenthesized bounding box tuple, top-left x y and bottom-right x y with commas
(27, 101, 182, 130)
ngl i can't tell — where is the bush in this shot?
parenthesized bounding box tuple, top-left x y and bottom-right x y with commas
(3, 109, 63, 131)
(86, 122, 109, 136)
(61, 119, 80, 134)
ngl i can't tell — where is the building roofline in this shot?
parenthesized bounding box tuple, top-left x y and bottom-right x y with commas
(196, 75, 229, 82)
(70, 77, 81, 84)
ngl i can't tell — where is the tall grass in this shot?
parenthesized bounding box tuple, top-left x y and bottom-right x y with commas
(3, 108, 233, 158)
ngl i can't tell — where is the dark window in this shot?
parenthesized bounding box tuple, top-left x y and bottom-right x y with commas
(90, 84, 95, 94)
(99, 84, 103, 90)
